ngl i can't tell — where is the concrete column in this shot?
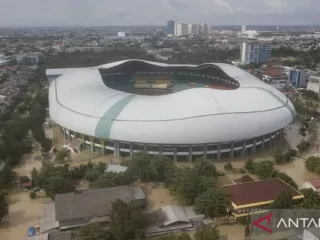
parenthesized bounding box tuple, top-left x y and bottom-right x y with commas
(130, 143, 133, 157)
(100, 140, 105, 155)
(217, 143, 221, 160)
(261, 136, 265, 150)
(252, 138, 257, 153)
(113, 141, 117, 157)
(174, 147, 177, 162)
(116, 142, 120, 157)
(203, 145, 207, 159)
(268, 133, 272, 147)
(242, 140, 246, 157)
(230, 142, 234, 158)
(90, 142, 94, 153)
(188, 145, 192, 162)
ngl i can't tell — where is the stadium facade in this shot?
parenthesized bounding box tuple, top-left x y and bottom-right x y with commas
(47, 59, 295, 161)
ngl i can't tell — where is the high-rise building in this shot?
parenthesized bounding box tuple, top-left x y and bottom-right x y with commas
(174, 23, 188, 37)
(288, 69, 306, 88)
(201, 23, 211, 35)
(154, 29, 164, 38)
(167, 20, 175, 35)
(242, 25, 247, 33)
(188, 24, 192, 35)
(191, 24, 200, 36)
(240, 42, 271, 64)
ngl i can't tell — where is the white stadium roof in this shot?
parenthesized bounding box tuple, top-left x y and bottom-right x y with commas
(48, 59, 295, 144)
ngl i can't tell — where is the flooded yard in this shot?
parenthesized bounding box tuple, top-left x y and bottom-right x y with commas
(274, 157, 319, 188)
(142, 185, 177, 210)
(217, 224, 245, 240)
(0, 190, 50, 240)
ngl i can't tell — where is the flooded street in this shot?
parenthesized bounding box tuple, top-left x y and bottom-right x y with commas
(274, 157, 319, 188)
(284, 121, 304, 150)
(217, 224, 245, 240)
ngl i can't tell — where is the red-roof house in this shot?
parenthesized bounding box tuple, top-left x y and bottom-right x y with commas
(303, 178, 320, 193)
(220, 178, 304, 218)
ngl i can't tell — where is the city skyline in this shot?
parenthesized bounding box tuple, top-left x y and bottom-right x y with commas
(1, 0, 320, 27)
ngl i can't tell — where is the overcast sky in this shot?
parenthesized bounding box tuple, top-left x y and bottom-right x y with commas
(1, 0, 320, 26)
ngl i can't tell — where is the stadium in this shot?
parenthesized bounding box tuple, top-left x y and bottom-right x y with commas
(47, 59, 296, 161)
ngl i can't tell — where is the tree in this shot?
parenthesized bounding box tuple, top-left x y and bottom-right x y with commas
(300, 189, 320, 209)
(253, 160, 274, 180)
(128, 152, 153, 181)
(0, 190, 8, 222)
(245, 159, 255, 173)
(274, 150, 284, 164)
(271, 191, 293, 209)
(305, 156, 320, 172)
(194, 225, 220, 240)
(79, 223, 115, 240)
(109, 200, 145, 240)
(29, 191, 36, 199)
(89, 172, 134, 189)
(270, 171, 298, 189)
(297, 140, 311, 152)
(45, 174, 76, 199)
(41, 137, 52, 153)
(170, 168, 200, 204)
(194, 158, 218, 178)
(194, 188, 231, 218)
(169, 158, 218, 204)
(55, 148, 70, 162)
(0, 164, 14, 188)
(224, 162, 233, 171)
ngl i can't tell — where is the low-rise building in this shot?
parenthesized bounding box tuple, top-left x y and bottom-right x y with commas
(307, 76, 320, 96)
(40, 186, 146, 232)
(144, 205, 205, 237)
(25, 52, 45, 65)
(302, 178, 320, 193)
(220, 178, 304, 219)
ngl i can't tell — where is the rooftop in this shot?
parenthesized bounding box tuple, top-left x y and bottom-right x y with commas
(55, 186, 145, 221)
(220, 178, 303, 207)
(105, 164, 128, 173)
(306, 178, 320, 188)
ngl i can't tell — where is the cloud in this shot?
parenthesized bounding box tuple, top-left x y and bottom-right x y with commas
(0, 0, 319, 26)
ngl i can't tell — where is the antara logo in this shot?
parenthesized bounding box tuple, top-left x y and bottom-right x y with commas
(277, 218, 320, 228)
(253, 213, 320, 234)
(253, 213, 273, 233)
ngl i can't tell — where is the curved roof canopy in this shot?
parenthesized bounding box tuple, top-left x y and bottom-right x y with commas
(49, 59, 295, 144)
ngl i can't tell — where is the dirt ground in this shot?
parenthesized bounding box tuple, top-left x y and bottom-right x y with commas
(0, 189, 50, 240)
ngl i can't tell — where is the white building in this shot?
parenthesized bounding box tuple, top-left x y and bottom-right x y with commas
(241, 25, 246, 34)
(174, 23, 188, 37)
(117, 32, 127, 37)
(187, 24, 192, 35)
(307, 76, 320, 97)
(302, 178, 320, 193)
(0, 54, 9, 66)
